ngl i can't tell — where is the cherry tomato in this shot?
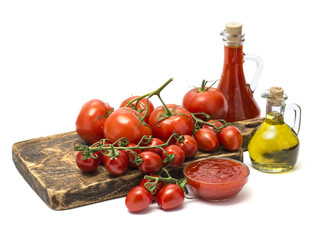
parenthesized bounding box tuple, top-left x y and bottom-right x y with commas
(219, 126, 243, 151)
(202, 119, 225, 136)
(156, 184, 185, 210)
(76, 99, 113, 144)
(124, 143, 142, 169)
(125, 186, 152, 213)
(175, 135, 198, 158)
(138, 151, 163, 174)
(148, 104, 194, 143)
(103, 107, 152, 144)
(76, 151, 100, 173)
(182, 82, 228, 120)
(195, 128, 220, 152)
(161, 145, 185, 167)
(120, 96, 155, 123)
(143, 138, 165, 156)
(140, 175, 165, 201)
(103, 150, 129, 176)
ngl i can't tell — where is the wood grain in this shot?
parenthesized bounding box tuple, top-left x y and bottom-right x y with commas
(12, 117, 264, 210)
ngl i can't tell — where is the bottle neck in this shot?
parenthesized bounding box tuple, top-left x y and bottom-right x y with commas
(265, 99, 285, 124)
(223, 45, 244, 64)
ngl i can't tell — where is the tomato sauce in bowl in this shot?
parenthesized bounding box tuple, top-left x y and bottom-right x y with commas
(183, 158, 249, 200)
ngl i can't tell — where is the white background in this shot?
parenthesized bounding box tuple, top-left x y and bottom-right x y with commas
(1, 0, 319, 239)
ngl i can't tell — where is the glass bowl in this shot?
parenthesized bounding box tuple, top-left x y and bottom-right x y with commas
(183, 158, 250, 201)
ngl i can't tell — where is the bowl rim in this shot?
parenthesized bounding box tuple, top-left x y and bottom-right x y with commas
(183, 158, 250, 185)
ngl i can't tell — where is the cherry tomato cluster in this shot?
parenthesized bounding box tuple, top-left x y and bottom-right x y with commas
(74, 78, 244, 212)
(126, 169, 187, 212)
(75, 133, 193, 175)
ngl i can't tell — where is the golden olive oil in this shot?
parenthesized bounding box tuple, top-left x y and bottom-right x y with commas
(248, 112, 299, 173)
(248, 87, 301, 173)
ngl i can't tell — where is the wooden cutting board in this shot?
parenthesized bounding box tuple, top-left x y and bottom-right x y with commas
(12, 118, 264, 210)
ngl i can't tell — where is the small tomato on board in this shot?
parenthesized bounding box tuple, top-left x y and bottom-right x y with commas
(123, 143, 142, 169)
(142, 138, 165, 156)
(103, 107, 152, 144)
(138, 151, 163, 174)
(175, 135, 198, 158)
(182, 80, 228, 120)
(76, 151, 100, 173)
(219, 126, 243, 151)
(103, 150, 129, 176)
(125, 186, 152, 213)
(148, 104, 194, 143)
(202, 119, 226, 136)
(120, 96, 155, 123)
(161, 145, 185, 168)
(156, 184, 185, 210)
(76, 99, 113, 144)
(195, 128, 219, 152)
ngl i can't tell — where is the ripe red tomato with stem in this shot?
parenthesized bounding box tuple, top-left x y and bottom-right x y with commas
(124, 143, 142, 169)
(138, 151, 163, 174)
(140, 175, 165, 201)
(156, 184, 185, 210)
(120, 96, 155, 123)
(148, 104, 194, 143)
(76, 151, 100, 173)
(161, 145, 185, 167)
(182, 80, 228, 120)
(202, 119, 226, 136)
(195, 128, 220, 152)
(103, 107, 152, 144)
(103, 150, 129, 176)
(175, 135, 198, 158)
(142, 138, 165, 156)
(219, 126, 243, 151)
(125, 186, 152, 213)
(76, 99, 113, 144)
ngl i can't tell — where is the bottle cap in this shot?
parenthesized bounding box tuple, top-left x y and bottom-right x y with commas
(269, 87, 284, 106)
(225, 22, 243, 36)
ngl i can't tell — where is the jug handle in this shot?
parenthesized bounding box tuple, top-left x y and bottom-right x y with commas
(243, 54, 263, 93)
(285, 103, 301, 135)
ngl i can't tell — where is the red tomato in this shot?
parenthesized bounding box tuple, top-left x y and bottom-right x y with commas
(175, 135, 198, 158)
(161, 145, 185, 167)
(148, 104, 194, 143)
(75, 151, 100, 173)
(156, 184, 185, 210)
(219, 126, 243, 151)
(182, 84, 227, 119)
(195, 128, 220, 152)
(103, 107, 152, 144)
(143, 138, 165, 156)
(103, 150, 129, 176)
(120, 96, 155, 123)
(125, 186, 152, 213)
(140, 175, 165, 201)
(76, 99, 113, 144)
(138, 151, 163, 174)
(202, 119, 225, 136)
(124, 143, 142, 169)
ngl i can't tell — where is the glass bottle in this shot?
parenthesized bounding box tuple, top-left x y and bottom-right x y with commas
(217, 22, 263, 122)
(248, 87, 301, 173)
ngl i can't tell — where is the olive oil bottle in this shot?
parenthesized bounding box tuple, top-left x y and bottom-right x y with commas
(248, 87, 301, 173)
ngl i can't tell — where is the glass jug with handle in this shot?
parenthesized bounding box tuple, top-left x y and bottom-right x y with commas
(248, 87, 301, 173)
(217, 22, 263, 122)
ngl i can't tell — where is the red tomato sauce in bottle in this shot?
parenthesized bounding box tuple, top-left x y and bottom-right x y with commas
(217, 22, 261, 122)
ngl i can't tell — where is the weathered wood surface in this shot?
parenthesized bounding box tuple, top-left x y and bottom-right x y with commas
(12, 117, 264, 210)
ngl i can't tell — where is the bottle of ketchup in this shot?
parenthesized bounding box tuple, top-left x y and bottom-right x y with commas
(217, 22, 263, 122)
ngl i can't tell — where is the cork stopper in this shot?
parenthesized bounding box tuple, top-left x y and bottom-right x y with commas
(225, 22, 243, 36)
(269, 87, 284, 106)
